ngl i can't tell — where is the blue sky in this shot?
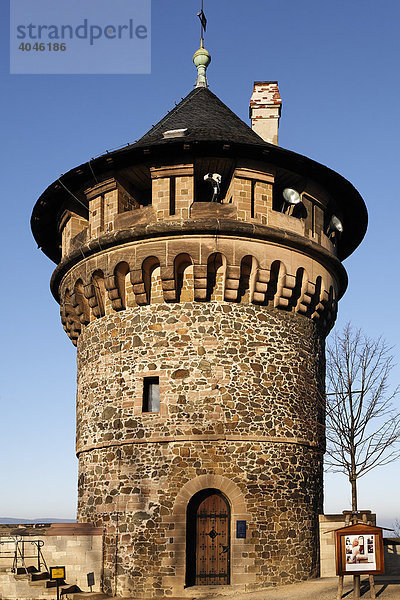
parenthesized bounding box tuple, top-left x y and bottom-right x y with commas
(0, 0, 399, 528)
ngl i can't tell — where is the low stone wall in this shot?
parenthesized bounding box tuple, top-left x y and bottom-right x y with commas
(384, 539, 400, 576)
(0, 523, 103, 599)
(319, 514, 345, 578)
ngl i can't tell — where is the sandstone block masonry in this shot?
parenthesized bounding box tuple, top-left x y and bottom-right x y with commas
(76, 303, 325, 597)
(0, 524, 103, 600)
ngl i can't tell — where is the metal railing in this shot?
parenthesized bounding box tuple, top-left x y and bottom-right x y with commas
(0, 536, 48, 574)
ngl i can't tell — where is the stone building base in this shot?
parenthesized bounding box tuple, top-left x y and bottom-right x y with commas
(0, 523, 103, 600)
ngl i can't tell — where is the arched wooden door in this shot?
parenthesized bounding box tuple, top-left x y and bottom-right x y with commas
(186, 490, 230, 586)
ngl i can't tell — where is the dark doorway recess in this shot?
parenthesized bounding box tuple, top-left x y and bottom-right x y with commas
(185, 488, 231, 587)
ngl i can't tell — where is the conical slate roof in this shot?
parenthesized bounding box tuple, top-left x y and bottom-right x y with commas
(31, 82, 367, 265)
(135, 86, 266, 148)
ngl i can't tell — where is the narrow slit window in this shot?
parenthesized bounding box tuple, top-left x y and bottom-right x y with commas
(169, 177, 176, 216)
(251, 180, 256, 218)
(142, 377, 160, 413)
(311, 202, 316, 236)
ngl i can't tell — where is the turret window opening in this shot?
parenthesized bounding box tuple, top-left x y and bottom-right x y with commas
(302, 193, 318, 237)
(311, 201, 316, 236)
(251, 180, 256, 218)
(169, 177, 176, 215)
(143, 377, 160, 413)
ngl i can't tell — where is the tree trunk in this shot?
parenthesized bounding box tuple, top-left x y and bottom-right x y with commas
(351, 477, 358, 512)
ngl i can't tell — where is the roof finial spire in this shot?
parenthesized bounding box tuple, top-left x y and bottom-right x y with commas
(193, 0, 211, 88)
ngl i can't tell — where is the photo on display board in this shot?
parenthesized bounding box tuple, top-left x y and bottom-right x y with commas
(345, 534, 376, 572)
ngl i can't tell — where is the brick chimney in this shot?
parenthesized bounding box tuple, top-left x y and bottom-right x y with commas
(249, 81, 282, 145)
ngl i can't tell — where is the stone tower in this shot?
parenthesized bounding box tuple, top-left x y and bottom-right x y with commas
(31, 49, 367, 598)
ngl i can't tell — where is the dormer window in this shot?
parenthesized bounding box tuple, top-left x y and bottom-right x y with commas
(163, 128, 188, 139)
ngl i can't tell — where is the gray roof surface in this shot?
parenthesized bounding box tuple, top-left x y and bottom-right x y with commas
(136, 86, 266, 147)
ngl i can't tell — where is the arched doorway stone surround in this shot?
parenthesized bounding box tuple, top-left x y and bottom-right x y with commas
(161, 474, 254, 595)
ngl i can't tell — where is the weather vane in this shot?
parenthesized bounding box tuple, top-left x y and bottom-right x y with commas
(197, 0, 207, 48)
(193, 0, 211, 88)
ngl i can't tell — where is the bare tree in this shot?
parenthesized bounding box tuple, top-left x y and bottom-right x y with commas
(325, 324, 400, 511)
(393, 518, 400, 537)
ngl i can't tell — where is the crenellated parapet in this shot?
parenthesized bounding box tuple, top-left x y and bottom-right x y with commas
(55, 163, 342, 264)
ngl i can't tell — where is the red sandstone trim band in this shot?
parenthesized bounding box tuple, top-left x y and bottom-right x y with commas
(76, 434, 323, 455)
(51, 220, 348, 302)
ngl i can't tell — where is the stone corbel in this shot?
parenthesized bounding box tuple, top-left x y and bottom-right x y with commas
(71, 288, 90, 325)
(105, 275, 124, 311)
(253, 268, 271, 304)
(274, 273, 296, 308)
(296, 281, 315, 315)
(160, 266, 176, 303)
(60, 302, 68, 335)
(62, 291, 81, 344)
(84, 282, 102, 318)
(193, 265, 208, 301)
(224, 265, 241, 302)
(311, 289, 329, 322)
(323, 291, 337, 330)
(130, 269, 148, 305)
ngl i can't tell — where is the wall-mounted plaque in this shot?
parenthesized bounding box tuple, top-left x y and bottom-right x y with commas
(236, 520, 246, 539)
(335, 523, 384, 576)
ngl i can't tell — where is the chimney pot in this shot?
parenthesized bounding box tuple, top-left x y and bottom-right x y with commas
(249, 81, 282, 145)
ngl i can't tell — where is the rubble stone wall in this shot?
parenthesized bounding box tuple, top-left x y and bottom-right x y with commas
(76, 303, 325, 597)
